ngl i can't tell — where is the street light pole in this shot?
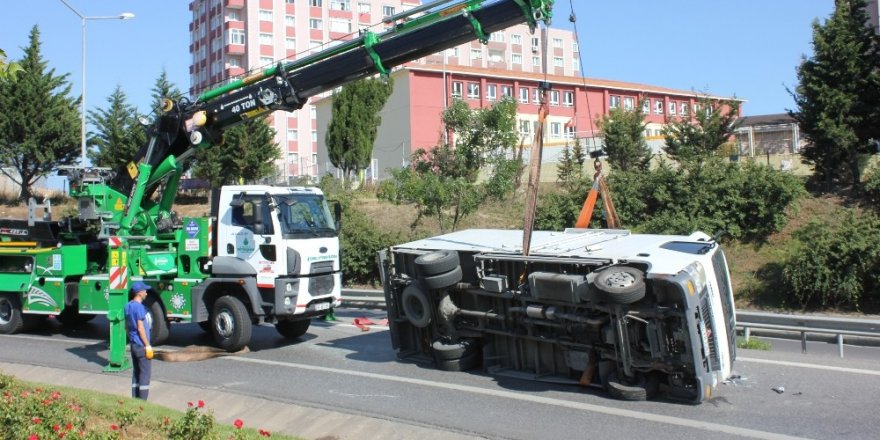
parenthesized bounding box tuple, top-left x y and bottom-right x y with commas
(59, 0, 134, 167)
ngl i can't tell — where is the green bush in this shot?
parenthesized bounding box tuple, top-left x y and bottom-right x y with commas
(864, 164, 880, 207)
(781, 211, 880, 310)
(606, 159, 805, 240)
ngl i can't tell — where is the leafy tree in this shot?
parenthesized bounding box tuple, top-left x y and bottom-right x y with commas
(87, 85, 146, 169)
(326, 77, 393, 186)
(151, 68, 184, 112)
(379, 97, 521, 232)
(599, 104, 652, 172)
(0, 48, 22, 80)
(789, 0, 880, 188)
(662, 97, 741, 165)
(192, 117, 279, 186)
(0, 26, 79, 202)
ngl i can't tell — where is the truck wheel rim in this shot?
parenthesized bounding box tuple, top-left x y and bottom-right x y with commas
(216, 310, 234, 338)
(0, 299, 11, 324)
(605, 272, 635, 287)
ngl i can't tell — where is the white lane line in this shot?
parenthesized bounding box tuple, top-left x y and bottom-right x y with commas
(738, 357, 880, 376)
(4, 334, 104, 346)
(228, 356, 810, 440)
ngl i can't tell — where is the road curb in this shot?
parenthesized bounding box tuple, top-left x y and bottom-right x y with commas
(0, 361, 479, 440)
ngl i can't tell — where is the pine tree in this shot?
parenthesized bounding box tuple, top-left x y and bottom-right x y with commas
(87, 85, 146, 169)
(662, 97, 741, 165)
(151, 68, 184, 112)
(0, 26, 79, 202)
(326, 77, 393, 186)
(192, 117, 279, 187)
(599, 104, 652, 172)
(789, 0, 880, 188)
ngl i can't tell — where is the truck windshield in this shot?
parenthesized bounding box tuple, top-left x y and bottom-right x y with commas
(275, 194, 337, 237)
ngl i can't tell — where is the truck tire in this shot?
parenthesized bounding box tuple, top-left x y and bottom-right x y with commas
(414, 250, 460, 277)
(211, 296, 252, 352)
(276, 319, 311, 339)
(0, 294, 25, 334)
(145, 298, 170, 346)
(422, 266, 462, 290)
(604, 371, 658, 401)
(432, 338, 479, 361)
(593, 266, 646, 305)
(436, 351, 480, 372)
(401, 283, 432, 328)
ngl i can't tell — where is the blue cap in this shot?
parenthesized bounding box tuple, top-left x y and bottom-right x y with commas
(130, 281, 150, 293)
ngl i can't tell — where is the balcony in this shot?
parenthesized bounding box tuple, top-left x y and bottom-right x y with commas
(225, 0, 244, 9)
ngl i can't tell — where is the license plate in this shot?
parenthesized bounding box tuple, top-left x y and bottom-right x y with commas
(314, 302, 330, 311)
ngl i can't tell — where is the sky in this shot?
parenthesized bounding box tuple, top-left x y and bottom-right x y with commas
(0, 0, 836, 121)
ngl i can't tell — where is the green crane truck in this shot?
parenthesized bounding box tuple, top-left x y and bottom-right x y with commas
(0, 0, 556, 371)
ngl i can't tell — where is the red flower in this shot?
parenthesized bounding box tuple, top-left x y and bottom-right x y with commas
(65, 423, 73, 431)
(198, 399, 205, 408)
(51, 391, 61, 400)
(58, 434, 65, 439)
(259, 428, 272, 437)
(233, 419, 244, 429)
(28, 435, 38, 440)
(53, 424, 60, 432)
(187, 401, 194, 408)
(110, 424, 118, 431)
(32, 417, 42, 424)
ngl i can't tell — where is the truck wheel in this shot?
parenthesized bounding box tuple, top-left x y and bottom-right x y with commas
(422, 266, 462, 290)
(211, 296, 252, 352)
(415, 250, 460, 277)
(0, 295, 25, 334)
(432, 338, 479, 361)
(604, 371, 658, 401)
(144, 298, 170, 346)
(401, 283, 432, 328)
(593, 266, 646, 304)
(276, 319, 311, 339)
(436, 351, 480, 372)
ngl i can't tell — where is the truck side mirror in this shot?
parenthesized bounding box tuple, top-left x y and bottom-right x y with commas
(229, 198, 244, 208)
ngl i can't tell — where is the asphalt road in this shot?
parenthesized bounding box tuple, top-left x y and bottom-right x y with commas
(2, 308, 879, 440)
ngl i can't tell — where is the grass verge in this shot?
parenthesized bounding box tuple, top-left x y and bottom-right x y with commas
(736, 336, 772, 351)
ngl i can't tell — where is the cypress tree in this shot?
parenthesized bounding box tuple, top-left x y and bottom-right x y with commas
(88, 85, 146, 169)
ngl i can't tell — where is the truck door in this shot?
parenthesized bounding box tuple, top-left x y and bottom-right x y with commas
(226, 195, 279, 289)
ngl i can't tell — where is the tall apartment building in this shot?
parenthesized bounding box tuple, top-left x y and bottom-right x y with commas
(187, 0, 578, 182)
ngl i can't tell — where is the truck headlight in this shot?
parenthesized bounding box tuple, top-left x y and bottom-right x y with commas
(682, 261, 707, 296)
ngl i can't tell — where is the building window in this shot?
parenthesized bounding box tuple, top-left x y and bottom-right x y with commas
(285, 15, 295, 27)
(330, 0, 350, 11)
(489, 32, 505, 42)
(310, 106, 317, 119)
(310, 0, 323, 6)
(642, 99, 650, 114)
(519, 119, 531, 135)
(452, 81, 463, 98)
(609, 95, 620, 109)
(260, 56, 274, 66)
(470, 48, 482, 60)
(488, 49, 504, 63)
(511, 34, 522, 45)
(383, 5, 396, 17)
(286, 38, 296, 49)
(565, 126, 576, 139)
(312, 130, 317, 142)
(309, 40, 323, 52)
(487, 84, 497, 101)
(330, 19, 351, 33)
(229, 29, 246, 45)
(512, 54, 522, 64)
(501, 85, 513, 98)
(654, 100, 664, 114)
(680, 102, 689, 116)
(623, 97, 634, 111)
(519, 87, 529, 103)
(533, 88, 541, 104)
(260, 33, 273, 45)
(572, 41, 579, 52)
(531, 37, 539, 50)
(259, 10, 273, 21)
(287, 129, 298, 141)
(549, 90, 559, 105)
(446, 47, 458, 57)
(668, 101, 677, 115)
(553, 57, 563, 67)
(227, 55, 242, 68)
(532, 56, 540, 67)
(552, 37, 563, 49)
(309, 18, 322, 29)
(550, 122, 562, 138)
(227, 10, 241, 21)
(467, 83, 480, 99)
(358, 2, 370, 14)
(573, 58, 580, 71)
(563, 91, 574, 107)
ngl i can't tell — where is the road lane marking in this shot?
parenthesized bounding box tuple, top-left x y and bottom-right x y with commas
(738, 357, 880, 376)
(228, 356, 811, 440)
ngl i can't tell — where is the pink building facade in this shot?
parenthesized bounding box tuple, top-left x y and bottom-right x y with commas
(188, 0, 579, 183)
(316, 63, 741, 181)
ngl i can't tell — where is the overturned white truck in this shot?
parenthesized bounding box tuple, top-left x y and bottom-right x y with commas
(380, 228, 736, 403)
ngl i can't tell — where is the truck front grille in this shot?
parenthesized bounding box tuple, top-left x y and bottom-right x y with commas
(310, 261, 334, 275)
(308, 274, 335, 296)
(700, 293, 722, 371)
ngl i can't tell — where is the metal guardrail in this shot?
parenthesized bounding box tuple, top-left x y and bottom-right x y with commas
(339, 289, 880, 358)
(736, 311, 880, 358)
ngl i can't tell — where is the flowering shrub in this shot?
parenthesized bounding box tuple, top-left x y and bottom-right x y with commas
(164, 402, 218, 440)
